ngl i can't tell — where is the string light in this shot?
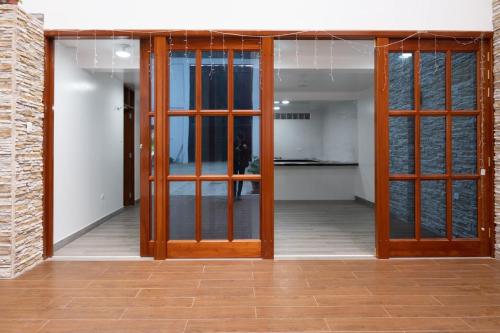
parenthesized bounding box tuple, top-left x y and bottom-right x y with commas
(75, 30, 79, 66)
(329, 35, 334, 82)
(222, 32, 226, 71)
(295, 33, 299, 68)
(313, 35, 318, 70)
(276, 36, 282, 82)
(184, 30, 188, 58)
(93, 30, 98, 74)
(209, 30, 214, 78)
(111, 30, 115, 78)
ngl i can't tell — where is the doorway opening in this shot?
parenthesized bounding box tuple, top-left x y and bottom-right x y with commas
(52, 39, 141, 257)
(274, 40, 375, 257)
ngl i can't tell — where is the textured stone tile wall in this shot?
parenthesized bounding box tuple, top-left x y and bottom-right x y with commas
(494, 0, 500, 259)
(0, 5, 44, 278)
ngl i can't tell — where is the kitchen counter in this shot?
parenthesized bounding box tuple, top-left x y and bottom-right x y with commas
(274, 159, 359, 166)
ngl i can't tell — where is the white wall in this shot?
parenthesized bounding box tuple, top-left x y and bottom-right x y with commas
(354, 88, 375, 203)
(54, 42, 124, 243)
(134, 88, 141, 201)
(322, 103, 357, 162)
(22, 0, 492, 31)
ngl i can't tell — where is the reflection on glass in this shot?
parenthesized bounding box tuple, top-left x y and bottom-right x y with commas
(420, 52, 446, 110)
(169, 51, 196, 110)
(234, 51, 260, 110)
(452, 52, 477, 110)
(420, 116, 445, 174)
(234, 117, 260, 179)
(389, 117, 415, 174)
(421, 180, 446, 238)
(150, 117, 155, 176)
(202, 181, 227, 240)
(233, 181, 260, 239)
(452, 180, 477, 238)
(150, 181, 155, 240)
(202, 117, 227, 174)
(150, 52, 155, 112)
(389, 52, 414, 110)
(169, 182, 195, 240)
(169, 116, 195, 175)
(452, 116, 477, 174)
(202, 51, 228, 110)
(390, 181, 415, 239)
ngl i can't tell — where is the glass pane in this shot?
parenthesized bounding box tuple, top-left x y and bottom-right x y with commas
(202, 51, 228, 110)
(150, 117, 155, 176)
(421, 180, 447, 238)
(452, 116, 477, 174)
(169, 51, 196, 110)
(420, 116, 445, 174)
(169, 181, 195, 240)
(169, 116, 195, 175)
(420, 52, 446, 110)
(233, 181, 260, 239)
(150, 181, 155, 240)
(390, 181, 415, 239)
(452, 52, 477, 110)
(150, 52, 155, 112)
(202, 181, 227, 240)
(452, 180, 477, 238)
(202, 116, 227, 175)
(234, 51, 260, 110)
(234, 116, 260, 176)
(389, 52, 414, 110)
(389, 117, 415, 174)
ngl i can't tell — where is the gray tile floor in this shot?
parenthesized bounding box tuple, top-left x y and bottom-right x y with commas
(55, 200, 375, 257)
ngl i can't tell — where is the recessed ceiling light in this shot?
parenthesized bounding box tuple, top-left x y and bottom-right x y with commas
(399, 53, 412, 59)
(116, 44, 131, 58)
(281, 100, 290, 105)
(274, 106, 280, 111)
(274, 101, 280, 104)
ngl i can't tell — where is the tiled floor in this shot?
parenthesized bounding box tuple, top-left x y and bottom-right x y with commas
(1, 259, 499, 332)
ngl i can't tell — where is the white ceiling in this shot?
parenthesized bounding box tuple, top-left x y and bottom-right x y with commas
(58, 39, 140, 88)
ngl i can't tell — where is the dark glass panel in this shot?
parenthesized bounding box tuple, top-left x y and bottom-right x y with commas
(169, 51, 196, 110)
(420, 180, 447, 238)
(420, 116, 445, 174)
(390, 181, 415, 239)
(234, 116, 260, 176)
(452, 52, 477, 110)
(389, 117, 415, 174)
(452, 180, 477, 238)
(389, 52, 414, 110)
(150, 117, 155, 176)
(202, 51, 228, 110)
(169, 116, 195, 175)
(150, 181, 155, 240)
(169, 181, 195, 240)
(452, 116, 477, 174)
(420, 52, 446, 110)
(234, 51, 260, 110)
(202, 181, 228, 240)
(202, 117, 228, 175)
(233, 181, 260, 239)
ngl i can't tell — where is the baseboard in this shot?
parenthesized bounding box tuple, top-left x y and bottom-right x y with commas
(354, 196, 375, 208)
(54, 207, 127, 251)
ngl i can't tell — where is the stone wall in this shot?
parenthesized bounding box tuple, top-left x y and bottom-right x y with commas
(0, 4, 44, 278)
(494, 0, 500, 259)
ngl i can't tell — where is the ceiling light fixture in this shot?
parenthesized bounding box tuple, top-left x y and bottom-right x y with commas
(399, 53, 412, 59)
(115, 44, 131, 58)
(274, 101, 280, 104)
(274, 106, 280, 111)
(281, 100, 290, 105)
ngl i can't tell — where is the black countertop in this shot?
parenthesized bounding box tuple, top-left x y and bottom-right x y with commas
(274, 159, 359, 166)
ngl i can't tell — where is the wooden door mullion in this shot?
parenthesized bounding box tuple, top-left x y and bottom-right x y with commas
(445, 50, 453, 241)
(414, 50, 421, 241)
(195, 49, 202, 242)
(227, 50, 234, 241)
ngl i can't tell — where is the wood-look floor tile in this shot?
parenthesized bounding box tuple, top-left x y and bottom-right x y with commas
(38, 319, 187, 333)
(253, 271, 356, 280)
(66, 297, 194, 308)
(88, 279, 200, 289)
(0, 280, 90, 288)
(384, 305, 500, 317)
(307, 278, 418, 288)
(185, 318, 329, 332)
(123, 306, 255, 319)
(315, 295, 440, 306)
(463, 317, 500, 330)
(0, 307, 124, 320)
(149, 272, 253, 281)
(256, 305, 388, 318)
(0, 288, 139, 298)
(326, 317, 471, 331)
(366, 285, 481, 296)
(138, 287, 254, 297)
(435, 295, 500, 306)
(254, 286, 370, 296)
(354, 271, 459, 279)
(199, 279, 309, 288)
(193, 296, 317, 307)
(0, 320, 47, 333)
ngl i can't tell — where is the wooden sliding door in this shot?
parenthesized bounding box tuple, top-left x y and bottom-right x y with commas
(150, 36, 274, 259)
(375, 37, 494, 257)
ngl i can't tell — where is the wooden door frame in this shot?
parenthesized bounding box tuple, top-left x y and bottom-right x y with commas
(42, 30, 493, 260)
(375, 37, 495, 258)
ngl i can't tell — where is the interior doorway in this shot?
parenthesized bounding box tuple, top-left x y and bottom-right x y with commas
(51, 39, 141, 257)
(273, 40, 375, 257)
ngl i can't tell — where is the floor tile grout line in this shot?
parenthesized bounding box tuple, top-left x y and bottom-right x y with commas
(34, 319, 50, 333)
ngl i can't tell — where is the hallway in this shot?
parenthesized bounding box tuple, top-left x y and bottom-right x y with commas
(2, 259, 499, 332)
(54, 205, 140, 257)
